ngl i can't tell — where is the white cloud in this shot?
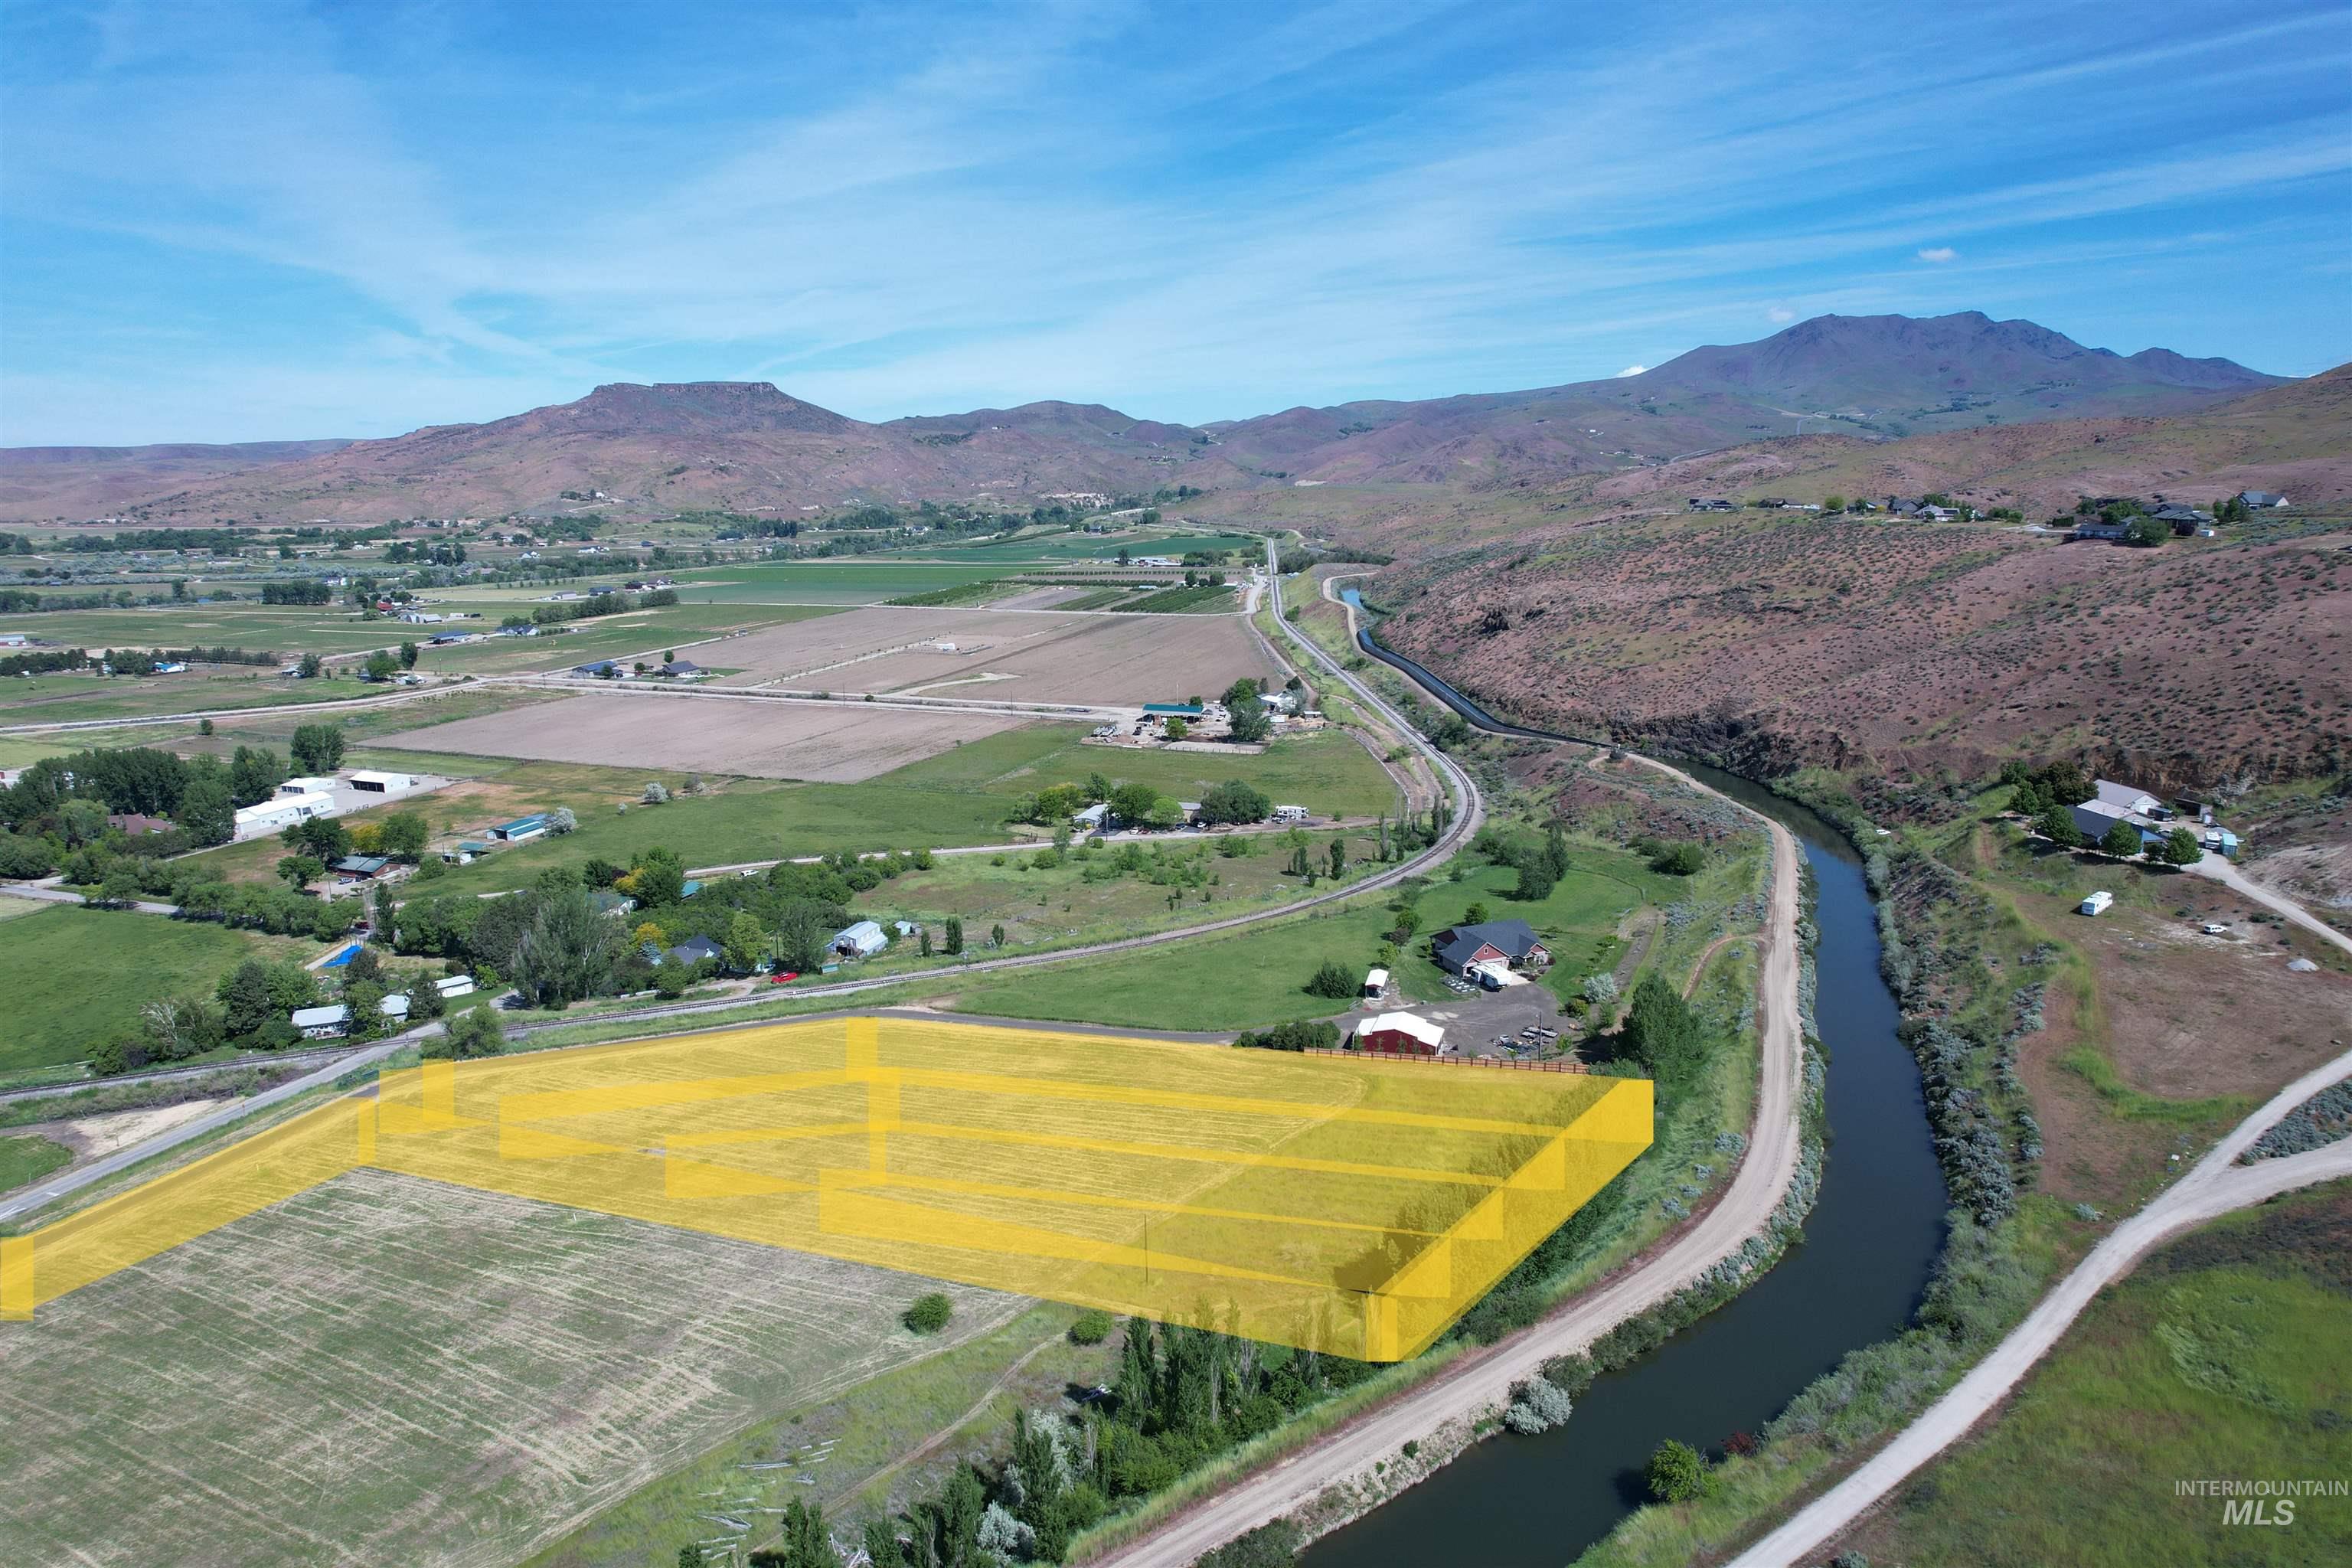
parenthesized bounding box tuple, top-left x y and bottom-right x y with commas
(1615, 364, 1648, 377)
(1917, 245, 1958, 263)
(1767, 305, 1795, 322)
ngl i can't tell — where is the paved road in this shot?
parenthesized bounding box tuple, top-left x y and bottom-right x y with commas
(1087, 551, 1808, 1568)
(8, 878, 180, 916)
(1729, 1046, 2352, 1568)
(2187, 853, 2352, 957)
(0, 1038, 408, 1223)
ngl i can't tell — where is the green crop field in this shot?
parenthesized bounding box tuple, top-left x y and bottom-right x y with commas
(0, 670, 384, 725)
(895, 531, 1263, 564)
(0, 602, 413, 656)
(1835, 1183, 2352, 1568)
(412, 603, 842, 675)
(882, 724, 1402, 820)
(0, 906, 316, 1071)
(666, 561, 1017, 604)
(0, 1169, 1027, 1567)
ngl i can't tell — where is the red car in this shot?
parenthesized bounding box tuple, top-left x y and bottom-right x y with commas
(768, 971, 800, 985)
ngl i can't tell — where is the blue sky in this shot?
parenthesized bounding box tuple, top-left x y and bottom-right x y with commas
(3, 0, 2347, 445)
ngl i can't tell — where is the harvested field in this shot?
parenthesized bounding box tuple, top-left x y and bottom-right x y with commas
(374, 694, 1035, 782)
(708, 606, 1275, 705)
(0, 1169, 1020, 1568)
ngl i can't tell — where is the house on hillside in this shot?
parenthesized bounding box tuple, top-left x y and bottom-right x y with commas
(2151, 505, 2212, 534)
(2238, 490, 2287, 508)
(332, 854, 392, 881)
(1355, 1011, 1445, 1057)
(2069, 798, 2166, 850)
(1433, 918, 1551, 977)
(1686, 498, 1738, 512)
(2070, 516, 2132, 541)
(1887, 495, 1926, 517)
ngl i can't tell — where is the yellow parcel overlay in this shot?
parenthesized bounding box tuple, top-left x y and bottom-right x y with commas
(2, 1017, 1651, 1359)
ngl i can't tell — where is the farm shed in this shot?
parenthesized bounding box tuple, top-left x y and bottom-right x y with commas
(1362, 967, 1390, 998)
(348, 769, 415, 793)
(332, 855, 392, 880)
(489, 813, 551, 843)
(1355, 1011, 1445, 1056)
(235, 792, 333, 838)
(831, 920, 888, 959)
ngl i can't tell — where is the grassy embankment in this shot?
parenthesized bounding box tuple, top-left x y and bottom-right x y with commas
(1827, 1180, 2352, 1568)
(0, 1132, 72, 1193)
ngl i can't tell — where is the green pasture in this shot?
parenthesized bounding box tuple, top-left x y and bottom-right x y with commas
(665, 562, 1017, 604)
(411, 603, 842, 675)
(0, 906, 315, 1072)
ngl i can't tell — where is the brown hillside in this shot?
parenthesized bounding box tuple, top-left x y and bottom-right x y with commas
(1370, 511, 2350, 793)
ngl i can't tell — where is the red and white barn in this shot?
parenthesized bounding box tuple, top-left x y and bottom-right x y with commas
(1354, 1011, 1446, 1057)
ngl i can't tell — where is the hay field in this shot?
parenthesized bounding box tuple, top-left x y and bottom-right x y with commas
(710, 606, 1275, 704)
(0, 1169, 1019, 1568)
(374, 693, 1036, 781)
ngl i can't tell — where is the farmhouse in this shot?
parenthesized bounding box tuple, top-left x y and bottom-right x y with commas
(1685, 498, 1738, 512)
(660, 659, 706, 678)
(2069, 798, 2166, 849)
(332, 854, 393, 881)
(831, 920, 888, 959)
(1355, 1011, 1445, 1056)
(1073, 802, 1109, 831)
(1433, 918, 1551, 976)
(106, 812, 174, 837)
(489, 813, 551, 843)
(2238, 490, 2287, 508)
(666, 936, 724, 967)
(2070, 516, 2132, 541)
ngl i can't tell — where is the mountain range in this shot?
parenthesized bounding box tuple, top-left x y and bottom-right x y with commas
(0, 312, 2292, 524)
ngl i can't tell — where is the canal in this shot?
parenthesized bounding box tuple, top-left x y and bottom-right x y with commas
(1297, 597, 1948, 1567)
